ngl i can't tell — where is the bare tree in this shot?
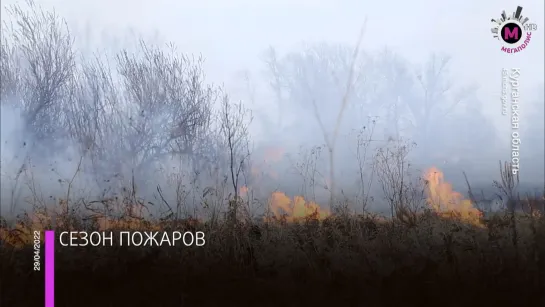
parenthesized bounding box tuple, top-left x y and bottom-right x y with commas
(263, 23, 367, 209)
(361, 49, 414, 141)
(406, 54, 475, 150)
(262, 47, 286, 128)
(66, 52, 120, 161)
(117, 42, 214, 172)
(1, 1, 76, 213)
(360, 52, 485, 164)
(218, 94, 252, 222)
(2, 0, 76, 144)
(0, 34, 22, 101)
(353, 118, 378, 212)
(65, 41, 216, 188)
(263, 42, 366, 137)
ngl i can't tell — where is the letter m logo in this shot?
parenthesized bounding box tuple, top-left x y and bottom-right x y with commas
(504, 27, 519, 40)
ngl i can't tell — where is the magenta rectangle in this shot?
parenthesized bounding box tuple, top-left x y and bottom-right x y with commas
(45, 230, 55, 307)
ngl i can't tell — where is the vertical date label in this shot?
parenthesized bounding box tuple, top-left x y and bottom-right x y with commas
(33, 231, 40, 271)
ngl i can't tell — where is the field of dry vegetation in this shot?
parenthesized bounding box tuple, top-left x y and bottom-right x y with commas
(1, 165, 545, 306)
(1, 1, 545, 307)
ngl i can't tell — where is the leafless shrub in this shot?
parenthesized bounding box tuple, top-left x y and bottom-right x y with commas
(69, 41, 216, 181)
(375, 140, 423, 225)
(289, 145, 325, 202)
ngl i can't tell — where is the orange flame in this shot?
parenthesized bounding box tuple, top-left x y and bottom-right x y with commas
(423, 167, 483, 226)
(266, 191, 330, 222)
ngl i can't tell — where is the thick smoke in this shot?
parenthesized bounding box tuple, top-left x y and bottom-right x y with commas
(1, 1, 543, 221)
(0, 102, 88, 217)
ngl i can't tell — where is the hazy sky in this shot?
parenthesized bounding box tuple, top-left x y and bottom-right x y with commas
(8, 0, 539, 131)
(2, 0, 543, 144)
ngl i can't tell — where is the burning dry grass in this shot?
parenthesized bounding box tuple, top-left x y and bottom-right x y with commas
(1, 167, 544, 306)
(2, 205, 544, 306)
(265, 191, 330, 222)
(424, 166, 484, 227)
(0, 167, 539, 251)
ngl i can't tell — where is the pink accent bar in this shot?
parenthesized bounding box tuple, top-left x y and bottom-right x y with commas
(45, 230, 55, 307)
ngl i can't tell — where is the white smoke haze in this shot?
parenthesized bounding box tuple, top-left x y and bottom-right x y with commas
(1, 0, 543, 221)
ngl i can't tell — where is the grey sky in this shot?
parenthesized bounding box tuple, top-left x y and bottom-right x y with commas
(13, 0, 541, 130)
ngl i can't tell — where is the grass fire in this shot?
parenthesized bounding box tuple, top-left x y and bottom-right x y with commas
(1, 1, 544, 307)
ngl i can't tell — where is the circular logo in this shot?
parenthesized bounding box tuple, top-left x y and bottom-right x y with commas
(500, 22, 522, 44)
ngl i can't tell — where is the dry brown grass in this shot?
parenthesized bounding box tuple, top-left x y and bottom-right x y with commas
(1, 194, 545, 307)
